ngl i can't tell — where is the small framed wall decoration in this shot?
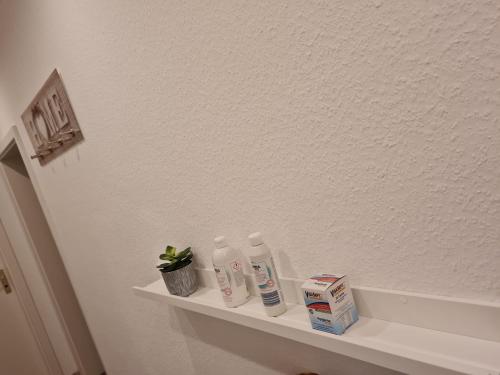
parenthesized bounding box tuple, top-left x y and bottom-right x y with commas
(21, 69, 83, 165)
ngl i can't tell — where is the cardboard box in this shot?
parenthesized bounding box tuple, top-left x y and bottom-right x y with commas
(301, 274, 358, 335)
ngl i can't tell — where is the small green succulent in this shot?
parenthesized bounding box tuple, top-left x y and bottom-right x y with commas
(157, 246, 193, 272)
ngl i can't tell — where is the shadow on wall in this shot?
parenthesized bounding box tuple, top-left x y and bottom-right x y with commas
(170, 308, 401, 375)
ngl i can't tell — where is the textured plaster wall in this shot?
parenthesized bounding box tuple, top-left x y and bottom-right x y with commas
(0, 1, 499, 374)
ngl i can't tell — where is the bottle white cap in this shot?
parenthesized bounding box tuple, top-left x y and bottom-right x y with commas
(248, 232, 264, 247)
(214, 236, 228, 249)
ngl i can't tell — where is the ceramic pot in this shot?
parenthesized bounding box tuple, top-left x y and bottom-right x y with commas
(161, 261, 198, 297)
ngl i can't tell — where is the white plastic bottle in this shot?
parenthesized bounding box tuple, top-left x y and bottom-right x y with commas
(212, 236, 249, 308)
(247, 232, 287, 317)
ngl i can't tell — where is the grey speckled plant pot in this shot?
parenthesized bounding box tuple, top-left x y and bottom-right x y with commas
(161, 261, 198, 297)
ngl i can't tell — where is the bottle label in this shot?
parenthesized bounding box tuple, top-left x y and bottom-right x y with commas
(251, 258, 283, 306)
(229, 260, 245, 287)
(214, 266, 232, 302)
(261, 290, 281, 306)
(214, 261, 246, 303)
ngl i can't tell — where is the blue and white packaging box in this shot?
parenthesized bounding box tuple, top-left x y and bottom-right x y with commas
(301, 274, 359, 335)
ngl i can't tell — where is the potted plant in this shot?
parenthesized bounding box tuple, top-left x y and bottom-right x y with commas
(157, 245, 198, 297)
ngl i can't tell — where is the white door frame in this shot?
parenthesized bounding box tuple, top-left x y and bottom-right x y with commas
(0, 126, 80, 374)
(0, 218, 64, 375)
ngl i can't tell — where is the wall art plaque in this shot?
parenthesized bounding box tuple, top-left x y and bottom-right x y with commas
(21, 69, 83, 165)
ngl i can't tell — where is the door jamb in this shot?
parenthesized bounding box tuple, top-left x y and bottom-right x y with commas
(0, 125, 103, 375)
(0, 134, 64, 375)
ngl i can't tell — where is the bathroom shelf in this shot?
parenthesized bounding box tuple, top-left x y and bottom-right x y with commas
(133, 271, 500, 375)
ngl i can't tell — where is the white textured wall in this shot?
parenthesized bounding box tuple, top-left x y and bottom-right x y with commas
(0, 1, 499, 374)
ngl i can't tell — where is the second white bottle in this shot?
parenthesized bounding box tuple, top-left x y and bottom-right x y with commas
(213, 236, 249, 308)
(247, 232, 287, 317)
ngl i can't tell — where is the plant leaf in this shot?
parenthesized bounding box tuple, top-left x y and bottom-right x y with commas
(160, 254, 175, 262)
(175, 247, 192, 260)
(179, 253, 193, 263)
(165, 245, 176, 257)
(163, 259, 184, 272)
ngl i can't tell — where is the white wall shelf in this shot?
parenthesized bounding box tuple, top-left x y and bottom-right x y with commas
(133, 270, 500, 375)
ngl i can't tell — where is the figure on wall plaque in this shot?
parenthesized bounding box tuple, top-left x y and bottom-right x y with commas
(21, 69, 83, 165)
